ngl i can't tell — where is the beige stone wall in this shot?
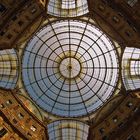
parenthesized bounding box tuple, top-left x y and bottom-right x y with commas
(88, 94, 140, 140)
(0, 89, 47, 140)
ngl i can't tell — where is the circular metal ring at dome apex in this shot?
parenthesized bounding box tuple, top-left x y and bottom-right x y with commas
(22, 19, 120, 117)
(59, 57, 81, 79)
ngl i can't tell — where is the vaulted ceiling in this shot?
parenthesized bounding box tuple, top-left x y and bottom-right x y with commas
(0, 0, 140, 140)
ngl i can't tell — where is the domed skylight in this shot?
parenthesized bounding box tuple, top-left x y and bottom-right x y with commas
(22, 19, 119, 117)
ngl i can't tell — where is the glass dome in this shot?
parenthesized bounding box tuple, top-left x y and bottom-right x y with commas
(22, 19, 119, 117)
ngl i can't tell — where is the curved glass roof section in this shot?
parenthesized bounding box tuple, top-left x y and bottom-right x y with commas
(122, 47, 140, 90)
(47, 120, 89, 140)
(0, 49, 18, 89)
(47, 0, 89, 17)
(22, 19, 119, 117)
